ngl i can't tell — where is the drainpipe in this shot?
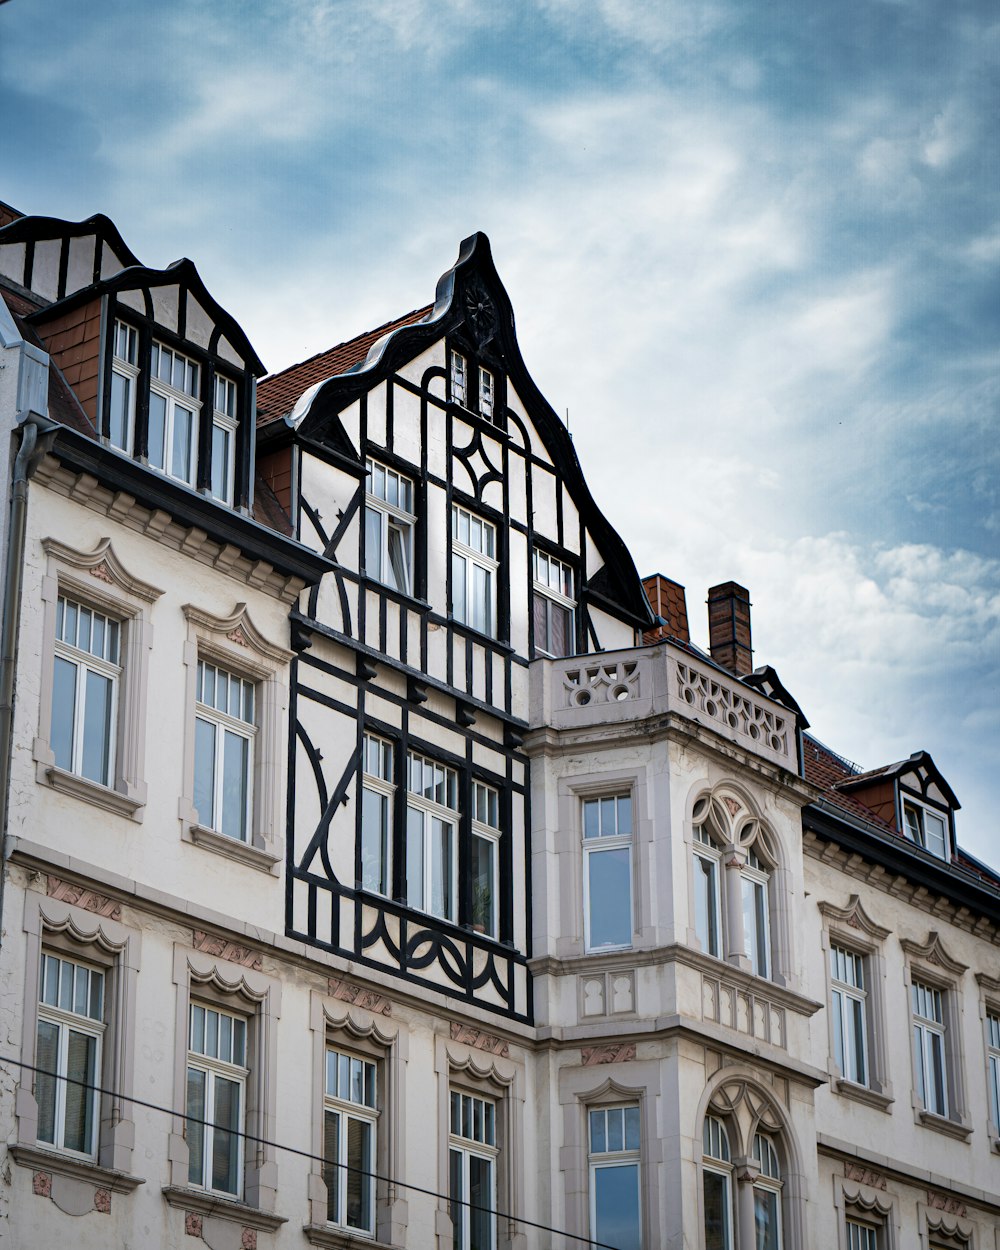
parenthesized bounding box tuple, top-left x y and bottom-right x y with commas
(0, 411, 57, 937)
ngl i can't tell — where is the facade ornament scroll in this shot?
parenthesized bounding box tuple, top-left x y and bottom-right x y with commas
(182, 602, 293, 666)
(818, 895, 891, 942)
(42, 536, 164, 604)
(328, 976, 392, 1016)
(581, 1043, 635, 1067)
(900, 931, 969, 977)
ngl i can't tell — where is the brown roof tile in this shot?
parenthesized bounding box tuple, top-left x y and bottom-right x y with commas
(257, 305, 434, 426)
(802, 734, 897, 831)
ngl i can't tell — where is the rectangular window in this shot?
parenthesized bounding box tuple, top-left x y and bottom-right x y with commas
(532, 550, 576, 658)
(988, 1011, 1000, 1133)
(452, 506, 497, 637)
(361, 733, 393, 896)
(186, 1001, 247, 1197)
(450, 1090, 497, 1250)
(194, 660, 255, 842)
(846, 1219, 881, 1250)
(148, 339, 200, 486)
(35, 952, 104, 1158)
(471, 781, 499, 938)
(479, 367, 494, 422)
(583, 795, 634, 952)
(323, 1047, 377, 1234)
(52, 594, 120, 787)
(211, 374, 238, 504)
(902, 799, 948, 860)
(912, 980, 948, 1117)
(831, 945, 869, 1086)
(108, 319, 139, 453)
(406, 752, 458, 922)
(740, 850, 770, 978)
(693, 826, 722, 958)
(364, 458, 415, 595)
(450, 351, 467, 406)
(589, 1104, 642, 1250)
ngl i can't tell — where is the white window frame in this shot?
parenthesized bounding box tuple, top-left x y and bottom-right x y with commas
(831, 944, 870, 1087)
(323, 1045, 378, 1235)
(185, 1001, 248, 1199)
(702, 1115, 734, 1250)
(740, 847, 771, 979)
(405, 751, 459, 923)
(912, 980, 949, 1118)
(364, 457, 416, 596)
(987, 1007, 1000, 1142)
(533, 549, 576, 658)
(471, 780, 500, 939)
(450, 350, 468, 406)
(847, 1218, 882, 1250)
(449, 1089, 498, 1250)
(148, 338, 201, 487)
(478, 366, 495, 421)
(752, 1133, 783, 1250)
(211, 373, 238, 505)
(901, 797, 948, 861)
(51, 593, 121, 789)
(582, 794, 634, 954)
(360, 733, 394, 897)
(193, 659, 256, 844)
(451, 505, 498, 637)
(693, 825, 723, 959)
(588, 1103, 642, 1250)
(108, 318, 139, 454)
(34, 952, 105, 1160)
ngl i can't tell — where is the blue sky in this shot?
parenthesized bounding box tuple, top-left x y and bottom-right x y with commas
(3, 0, 998, 863)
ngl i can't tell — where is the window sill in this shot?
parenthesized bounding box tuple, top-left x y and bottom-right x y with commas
(162, 1185, 288, 1231)
(834, 1079, 893, 1112)
(445, 617, 514, 654)
(304, 1224, 402, 1249)
(916, 1110, 973, 1141)
(188, 824, 281, 874)
(42, 765, 144, 821)
(359, 579, 432, 614)
(11, 1143, 144, 1193)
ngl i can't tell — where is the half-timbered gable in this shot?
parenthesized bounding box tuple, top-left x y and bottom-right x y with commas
(257, 233, 653, 1022)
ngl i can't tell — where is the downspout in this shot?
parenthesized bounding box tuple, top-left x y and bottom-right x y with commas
(0, 412, 57, 937)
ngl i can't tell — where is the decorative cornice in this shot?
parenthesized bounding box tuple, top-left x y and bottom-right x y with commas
(188, 825, 281, 874)
(47, 875, 121, 921)
(182, 602, 293, 666)
(42, 535, 164, 603)
(901, 931, 969, 977)
(818, 894, 891, 941)
(450, 1022, 508, 1056)
(192, 930, 263, 971)
(10, 1144, 144, 1194)
(161, 1186, 287, 1232)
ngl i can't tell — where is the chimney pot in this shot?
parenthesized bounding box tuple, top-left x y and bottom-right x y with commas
(642, 574, 690, 644)
(707, 582, 753, 676)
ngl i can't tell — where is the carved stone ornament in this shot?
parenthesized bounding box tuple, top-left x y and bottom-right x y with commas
(94, 1188, 112, 1214)
(185, 1211, 203, 1237)
(328, 976, 392, 1016)
(901, 932, 969, 977)
(450, 1022, 510, 1057)
(32, 1170, 52, 1198)
(844, 1162, 886, 1190)
(241, 1229, 258, 1250)
(192, 931, 262, 971)
(463, 277, 497, 347)
(723, 797, 742, 818)
(927, 1191, 967, 1217)
(581, 1043, 636, 1067)
(42, 536, 164, 604)
(47, 876, 121, 921)
(90, 562, 115, 586)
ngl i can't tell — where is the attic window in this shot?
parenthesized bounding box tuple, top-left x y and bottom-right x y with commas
(450, 351, 467, 406)
(902, 798, 948, 860)
(479, 368, 494, 422)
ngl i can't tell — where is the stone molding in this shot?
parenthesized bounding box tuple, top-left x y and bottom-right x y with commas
(161, 1185, 288, 1232)
(47, 874, 122, 920)
(581, 1043, 635, 1067)
(192, 929, 263, 970)
(11, 1143, 144, 1194)
(328, 976, 392, 1015)
(450, 1022, 509, 1056)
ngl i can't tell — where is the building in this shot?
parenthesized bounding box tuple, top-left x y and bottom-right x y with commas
(0, 201, 997, 1250)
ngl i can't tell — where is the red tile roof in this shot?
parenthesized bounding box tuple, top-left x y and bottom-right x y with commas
(802, 734, 897, 832)
(256, 305, 434, 426)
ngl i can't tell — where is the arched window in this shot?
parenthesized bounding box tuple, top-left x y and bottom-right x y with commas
(752, 1132, 783, 1250)
(740, 845, 772, 979)
(702, 1116, 733, 1250)
(693, 823, 724, 957)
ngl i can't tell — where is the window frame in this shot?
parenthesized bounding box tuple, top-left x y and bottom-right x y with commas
(51, 592, 121, 789)
(830, 943, 870, 1088)
(193, 658, 256, 844)
(147, 337, 201, 487)
(364, 456, 416, 597)
(588, 1102, 643, 1250)
(210, 372, 239, 505)
(692, 824, 724, 959)
(532, 548, 577, 659)
(470, 780, 500, 939)
(451, 504, 498, 638)
(450, 349, 468, 408)
(740, 847, 771, 979)
(701, 1114, 734, 1250)
(582, 793, 635, 954)
(185, 999, 248, 1198)
(108, 318, 139, 455)
(912, 979, 949, 1118)
(901, 795, 949, 861)
(751, 1132, 783, 1250)
(360, 732, 394, 898)
(449, 1087, 499, 1250)
(901, 936, 971, 1138)
(405, 750, 460, 923)
(323, 1044, 379, 1236)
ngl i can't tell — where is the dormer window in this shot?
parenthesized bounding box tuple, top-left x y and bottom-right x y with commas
(109, 320, 138, 454)
(211, 374, 238, 504)
(450, 350, 467, 407)
(479, 367, 494, 422)
(148, 340, 200, 486)
(902, 799, 947, 860)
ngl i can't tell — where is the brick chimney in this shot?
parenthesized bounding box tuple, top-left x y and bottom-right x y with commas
(642, 574, 690, 644)
(707, 582, 753, 675)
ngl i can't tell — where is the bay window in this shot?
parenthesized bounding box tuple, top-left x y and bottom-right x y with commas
(323, 1047, 377, 1234)
(365, 458, 415, 595)
(451, 505, 497, 637)
(35, 953, 104, 1158)
(186, 1002, 247, 1197)
(583, 794, 634, 952)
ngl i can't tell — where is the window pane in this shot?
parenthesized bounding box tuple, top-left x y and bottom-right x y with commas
(624, 1105, 640, 1151)
(35, 1019, 59, 1145)
(365, 507, 383, 581)
(211, 1074, 241, 1194)
(346, 1115, 373, 1230)
(472, 563, 491, 634)
(361, 787, 390, 894)
(550, 599, 571, 656)
(594, 1162, 641, 1250)
(468, 1153, 494, 1250)
(703, 1170, 731, 1250)
(590, 1109, 606, 1153)
(754, 1186, 780, 1250)
(63, 1029, 97, 1154)
(51, 655, 77, 771)
(323, 1108, 342, 1220)
(430, 817, 454, 920)
(186, 1066, 206, 1186)
(109, 369, 131, 449)
(471, 833, 496, 936)
(587, 847, 632, 949)
(850, 995, 867, 1085)
(81, 668, 113, 785)
(450, 1148, 464, 1249)
(194, 716, 217, 828)
(221, 729, 250, 841)
(387, 521, 411, 594)
(211, 422, 232, 502)
(148, 391, 167, 469)
(452, 552, 467, 623)
(695, 854, 720, 956)
(172, 405, 194, 482)
(406, 807, 424, 910)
